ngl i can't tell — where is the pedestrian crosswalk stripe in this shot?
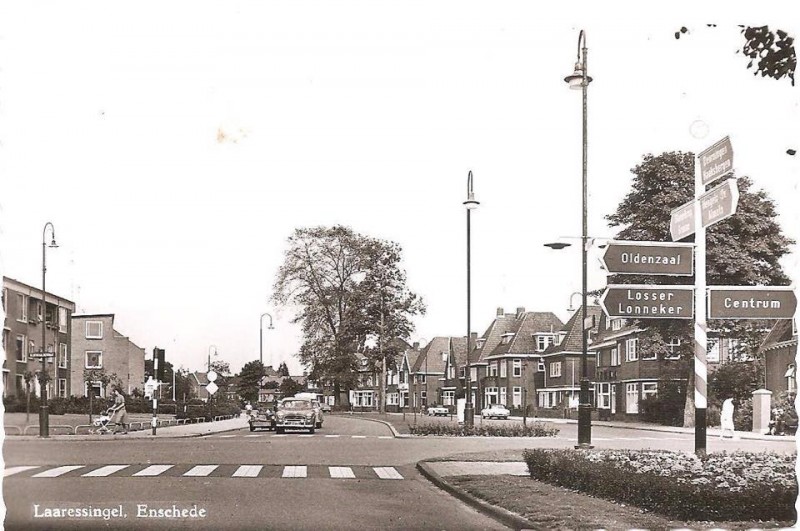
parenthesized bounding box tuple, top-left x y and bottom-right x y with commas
(351, 435, 366, 439)
(324, 435, 340, 438)
(133, 465, 173, 477)
(184, 465, 218, 477)
(282, 466, 307, 478)
(233, 465, 263, 478)
(4, 466, 39, 477)
(244, 434, 260, 438)
(329, 467, 355, 479)
(373, 467, 403, 480)
(298, 434, 314, 438)
(378, 436, 392, 439)
(273, 434, 287, 437)
(82, 465, 129, 477)
(33, 465, 83, 478)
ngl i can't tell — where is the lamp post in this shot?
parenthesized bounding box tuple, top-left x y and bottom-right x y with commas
(562, 29, 592, 448)
(39, 222, 58, 438)
(260, 311, 274, 403)
(463, 170, 479, 428)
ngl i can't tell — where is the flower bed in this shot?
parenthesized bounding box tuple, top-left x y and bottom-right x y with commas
(409, 422, 558, 437)
(523, 449, 797, 522)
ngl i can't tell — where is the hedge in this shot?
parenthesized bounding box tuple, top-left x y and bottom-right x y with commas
(523, 448, 797, 522)
(409, 422, 559, 437)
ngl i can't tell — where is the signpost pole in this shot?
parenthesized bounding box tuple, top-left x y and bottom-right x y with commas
(152, 353, 159, 436)
(693, 154, 708, 456)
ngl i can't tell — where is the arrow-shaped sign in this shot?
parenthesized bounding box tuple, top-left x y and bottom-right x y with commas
(600, 284, 694, 319)
(601, 240, 694, 276)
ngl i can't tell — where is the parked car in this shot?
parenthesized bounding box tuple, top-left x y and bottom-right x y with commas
(274, 398, 319, 434)
(481, 404, 510, 420)
(249, 409, 276, 431)
(320, 402, 332, 413)
(426, 405, 449, 417)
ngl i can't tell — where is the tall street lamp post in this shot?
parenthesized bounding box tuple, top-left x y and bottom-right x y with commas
(39, 222, 58, 438)
(260, 312, 274, 403)
(563, 29, 593, 449)
(463, 170, 479, 428)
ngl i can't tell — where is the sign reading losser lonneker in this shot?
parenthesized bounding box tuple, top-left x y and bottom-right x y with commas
(600, 285, 694, 319)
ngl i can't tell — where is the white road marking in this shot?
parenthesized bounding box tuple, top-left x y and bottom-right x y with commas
(183, 465, 218, 477)
(324, 435, 340, 438)
(282, 466, 307, 478)
(298, 434, 314, 438)
(219, 435, 237, 438)
(373, 467, 403, 480)
(273, 434, 287, 437)
(82, 465, 129, 477)
(4, 466, 39, 477)
(233, 465, 263, 477)
(244, 435, 260, 438)
(328, 467, 355, 479)
(378, 436, 392, 439)
(351, 435, 367, 439)
(133, 465, 173, 477)
(32, 466, 84, 478)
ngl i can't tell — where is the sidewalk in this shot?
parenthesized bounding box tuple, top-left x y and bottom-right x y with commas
(3, 416, 249, 441)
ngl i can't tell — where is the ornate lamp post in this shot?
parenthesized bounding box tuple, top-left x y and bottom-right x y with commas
(463, 170, 479, 427)
(39, 222, 58, 438)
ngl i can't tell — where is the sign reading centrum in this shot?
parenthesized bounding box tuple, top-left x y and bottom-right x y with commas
(708, 286, 797, 319)
(601, 241, 694, 276)
(600, 285, 694, 319)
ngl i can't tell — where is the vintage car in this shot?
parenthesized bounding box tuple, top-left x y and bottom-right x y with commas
(248, 408, 276, 431)
(481, 404, 510, 420)
(426, 405, 449, 417)
(274, 398, 319, 434)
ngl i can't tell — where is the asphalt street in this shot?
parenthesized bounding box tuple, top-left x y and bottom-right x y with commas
(3, 415, 795, 530)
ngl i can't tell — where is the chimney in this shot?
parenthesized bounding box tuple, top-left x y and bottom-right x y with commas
(516, 307, 525, 319)
(497, 307, 504, 317)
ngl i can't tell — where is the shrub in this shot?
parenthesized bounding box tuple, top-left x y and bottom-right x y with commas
(408, 422, 558, 437)
(638, 381, 685, 426)
(523, 448, 797, 522)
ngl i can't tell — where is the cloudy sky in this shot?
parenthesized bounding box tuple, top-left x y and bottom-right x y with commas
(1, 2, 797, 375)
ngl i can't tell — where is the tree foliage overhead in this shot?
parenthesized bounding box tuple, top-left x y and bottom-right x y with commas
(238, 360, 264, 404)
(272, 225, 425, 401)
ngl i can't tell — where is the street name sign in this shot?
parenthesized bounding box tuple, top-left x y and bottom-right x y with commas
(601, 240, 694, 276)
(699, 136, 734, 186)
(600, 285, 694, 319)
(28, 351, 54, 359)
(708, 286, 797, 319)
(670, 179, 740, 241)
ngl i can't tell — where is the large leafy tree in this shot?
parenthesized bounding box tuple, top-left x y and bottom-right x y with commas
(606, 151, 794, 425)
(238, 360, 264, 404)
(272, 225, 425, 406)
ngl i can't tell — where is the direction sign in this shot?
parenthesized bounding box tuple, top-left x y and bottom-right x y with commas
(670, 200, 695, 241)
(28, 351, 54, 359)
(670, 179, 740, 241)
(699, 136, 734, 186)
(600, 285, 694, 319)
(206, 381, 219, 395)
(708, 286, 797, 319)
(601, 241, 694, 276)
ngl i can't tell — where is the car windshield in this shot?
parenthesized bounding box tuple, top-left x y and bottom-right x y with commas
(279, 400, 311, 410)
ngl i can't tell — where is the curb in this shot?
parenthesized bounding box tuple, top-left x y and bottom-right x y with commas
(555, 418, 796, 442)
(416, 461, 533, 531)
(4, 422, 249, 441)
(333, 414, 405, 438)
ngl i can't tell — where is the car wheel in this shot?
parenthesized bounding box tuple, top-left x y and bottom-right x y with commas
(249, 425, 255, 432)
(276, 427, 284, 434)
(309, 427, 315, 434)
(315, 422, 322, 429)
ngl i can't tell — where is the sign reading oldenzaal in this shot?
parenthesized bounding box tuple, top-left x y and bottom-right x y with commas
(708, 286, 797, 319)
(600, 284, 694, 319)
(601, 241, 694, 276)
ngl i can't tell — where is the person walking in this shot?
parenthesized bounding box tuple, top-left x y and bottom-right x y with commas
(245, 401, 253, 418)
(109, 388, 129, 435)
(719, 397, 738, 439)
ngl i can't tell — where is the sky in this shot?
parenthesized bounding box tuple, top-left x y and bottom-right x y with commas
(1, 2, 797, 376)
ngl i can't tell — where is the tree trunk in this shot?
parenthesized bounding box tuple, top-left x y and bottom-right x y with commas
(683, 365, 695, 428)
(26, 386, 30, 423)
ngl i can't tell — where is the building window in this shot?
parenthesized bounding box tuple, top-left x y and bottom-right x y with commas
(85, 381, 104, 398)
(512, 359, 522, 377)
(610, 347, 620, 366)
(626, 383, 639, 414)
(58, 307, 68, 333)
(58, 343, 68, 368)
(499, 387, 507, 406)
(549, 361, 562, 378)
(354, 391, 373, 407)
(58, 378, 67, 398)
(597, 383, 611, 409)
(447, 364, 455, 379)
(420, 391, 427, 405)
(442, 390, 455, 406)
(387, 392, 399, 406)
(642, 382, 658, 399)
(484, 387, 498, 405)
(665, 338, 682, 360)
(488, 362, 498, 377)
(537, 358, 545, 372)
(501, 333, 514, 345)
(785, 364, 796, 392)
(85, 321, 103, 339)
(470, 367, 478, 381)
(16, 335, 26, 362)
(399, 371, 406, 384)
(611, 319, 624, 331)
(625, 339, 638, 362)
(17, 374, 25, 395)
(535, 334, 556, 352)
(18, 294, 28, 322)
(85, 351, 103, 369)
(512, 387, 522, 407)
(500, 361, 507, 378)
(641, 343, 657, 360)
(2, 330, 7, 357)
(459, 367, 465, 378)
(419, 374, 427, 384)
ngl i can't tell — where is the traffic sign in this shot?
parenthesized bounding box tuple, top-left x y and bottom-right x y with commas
(670, 179, 740, 241)
(600, 285, 694, 319)
(207, 370, 218, 383)
(601, 240, 694, 276)
(206, 381, 219, 395)
(29, 351, 54, 359)
(699, 136, 733, 186)
(708, 286, 797, 319)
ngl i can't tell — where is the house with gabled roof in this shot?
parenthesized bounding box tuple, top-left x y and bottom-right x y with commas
(409, 336, 451, 410)
(440, 335, 470, 409)
(759, 319, 797, 396)
(393, 342, 423, 411)
(538, 305, 602, 415)
(471, 307, 564, 413)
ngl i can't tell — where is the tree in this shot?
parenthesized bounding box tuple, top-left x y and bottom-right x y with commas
(272, 225, 425, 406)
(277, 362, 290, 377)
(606, 151, 794, 426)
(279, 377, 304, 398)
(83, 368, 120, 422)
(675, 24, 796, 85)
(709, 360, 758, 406)
(238, 360, 264, 404)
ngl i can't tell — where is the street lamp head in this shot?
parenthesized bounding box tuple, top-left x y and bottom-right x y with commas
(564, 63, 592, 89)
(464, 170, 479, 210)
(48, 238, 58, 249)
(544, 242, 572, 250)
